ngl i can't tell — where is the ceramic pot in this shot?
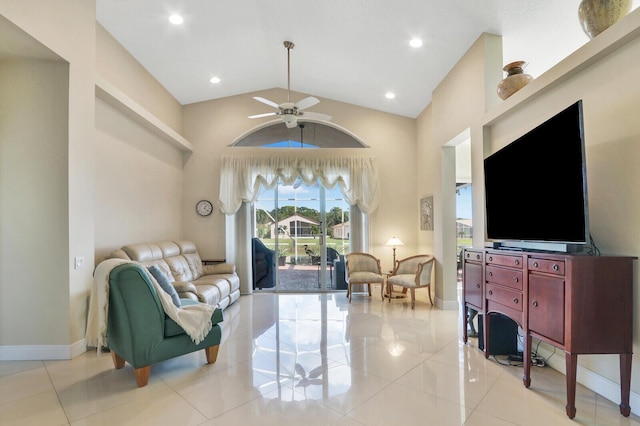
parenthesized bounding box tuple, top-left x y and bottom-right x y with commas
(496, 61, 534, 100)
(578, 0, 632, 39)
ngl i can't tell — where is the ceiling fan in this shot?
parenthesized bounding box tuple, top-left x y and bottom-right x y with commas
(249, 41, 332, 128)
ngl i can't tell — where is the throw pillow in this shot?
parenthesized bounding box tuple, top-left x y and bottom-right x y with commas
(147, 265, 181, 308)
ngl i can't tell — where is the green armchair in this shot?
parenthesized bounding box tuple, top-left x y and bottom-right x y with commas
(107, 263, 223, 387)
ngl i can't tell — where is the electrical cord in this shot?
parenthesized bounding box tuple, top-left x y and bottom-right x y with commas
(492, 352, 547, 367)
(585, 233, 601, 256)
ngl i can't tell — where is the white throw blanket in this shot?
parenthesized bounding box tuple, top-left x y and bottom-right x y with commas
(85, 259, 216, 354)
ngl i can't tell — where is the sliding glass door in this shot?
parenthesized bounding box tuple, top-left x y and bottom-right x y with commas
(253, 178, 350, 292)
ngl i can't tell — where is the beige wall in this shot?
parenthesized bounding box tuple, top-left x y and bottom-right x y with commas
(2, 0, 639, 410)
(0, 58, 70, 345)
(0, 0, 95, 354)
(484, 28, 640, 397)
(93, 98, 185, 262)
(416, 33, 503, 308)
(182, 88, 417, 273)
(96, 23, 184, 135)
(416, 103, 435, 256)
(93, 20, 188, 261)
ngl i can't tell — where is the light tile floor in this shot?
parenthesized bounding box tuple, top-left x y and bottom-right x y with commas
(1, 290, 639, 425)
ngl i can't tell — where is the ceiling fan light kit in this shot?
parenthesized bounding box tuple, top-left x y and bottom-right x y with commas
(248, 41, 331, 128)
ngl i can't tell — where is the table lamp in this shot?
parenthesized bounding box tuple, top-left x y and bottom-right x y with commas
(385, 237, 404, 267)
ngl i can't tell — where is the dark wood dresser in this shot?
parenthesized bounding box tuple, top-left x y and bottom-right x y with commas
(462, 247, 635, 419)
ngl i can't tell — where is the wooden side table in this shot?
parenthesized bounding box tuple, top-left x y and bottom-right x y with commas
(202, 259, 225, 265)
(383, 272, 408, 300)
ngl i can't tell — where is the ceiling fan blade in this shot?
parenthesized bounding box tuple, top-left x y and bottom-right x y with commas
(294, 96, 319, 111)
(299, 111, 332, 121)
(248, 112, 277, 119)
(253, 96, 281, 109)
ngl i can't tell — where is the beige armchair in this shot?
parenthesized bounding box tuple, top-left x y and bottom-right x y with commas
(345, 252, 385, 303)
(387, 254, 435, 309)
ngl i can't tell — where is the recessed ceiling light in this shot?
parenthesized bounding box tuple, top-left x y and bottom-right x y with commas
(385, 92, 396, 99)
(209, 76, 221, 84)
(409, 38, 423, 48)
(169, 14, 184, 25)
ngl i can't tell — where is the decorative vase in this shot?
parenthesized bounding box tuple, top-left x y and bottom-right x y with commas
(496, 61, 534, 100)
(578, 0, 632, 39)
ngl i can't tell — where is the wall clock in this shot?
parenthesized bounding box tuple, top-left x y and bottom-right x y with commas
(195, 199, 213, 216)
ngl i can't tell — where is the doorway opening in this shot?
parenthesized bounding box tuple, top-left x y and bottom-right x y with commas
(455, 137, 472, 288)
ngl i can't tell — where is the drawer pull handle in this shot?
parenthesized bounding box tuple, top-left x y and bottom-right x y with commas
(513, 277, 519, 283)
(488, 256, 493, 261)
(514, 259, 520, 265)
(476, 283, 481, 289)
(532, 301, 539, 307)
(488, 290, 493, 295)
(513, 298, 519, 304)
(533, 261, 539, 268)
(489, 271, 493, 277)
(553, 264, 559, 271)
(476, 254, 481, 260)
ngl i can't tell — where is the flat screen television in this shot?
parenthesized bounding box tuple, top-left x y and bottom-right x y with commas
(484, 100, 589, 252)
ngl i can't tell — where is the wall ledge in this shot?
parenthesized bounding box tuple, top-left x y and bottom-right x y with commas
(95, 75, 193, 153)
(484, 7, 640, 126)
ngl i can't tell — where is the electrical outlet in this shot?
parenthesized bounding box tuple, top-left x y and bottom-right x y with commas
(74, 256, 85, 269)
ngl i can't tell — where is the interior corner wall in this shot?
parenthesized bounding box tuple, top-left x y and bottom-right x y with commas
(182, 88, 417, 273)
(0, 58, 70, 346)
(94, 98, 185, 262)
(2, 0, 96, 354)
(421, 33, 503, 308)
(416, 103, 435, 257)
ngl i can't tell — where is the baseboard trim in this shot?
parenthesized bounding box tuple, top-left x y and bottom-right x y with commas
(536, 344, 639, 416)
(0, 338, 87, 361)
(436, 297, 460, 311)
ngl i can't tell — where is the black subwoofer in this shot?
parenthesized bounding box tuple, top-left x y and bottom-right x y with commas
(478, 313, 519, 355)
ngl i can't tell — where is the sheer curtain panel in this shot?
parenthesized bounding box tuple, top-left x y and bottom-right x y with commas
(219, 155, 380, 215)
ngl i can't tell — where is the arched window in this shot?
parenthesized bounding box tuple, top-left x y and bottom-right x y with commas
(222, 122, 376, 293)
(232, 122, 367, 148)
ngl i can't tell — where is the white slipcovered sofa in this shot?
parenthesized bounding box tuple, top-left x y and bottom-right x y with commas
(110, 240, 240, 309)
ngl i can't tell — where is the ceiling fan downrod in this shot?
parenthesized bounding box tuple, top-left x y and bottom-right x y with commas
(284, 41, 294, 103)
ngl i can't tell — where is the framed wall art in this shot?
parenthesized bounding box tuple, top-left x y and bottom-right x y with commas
(420, 196, 433, 231)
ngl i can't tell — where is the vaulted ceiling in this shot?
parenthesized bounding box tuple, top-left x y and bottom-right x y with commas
(96, 1, 636, 118)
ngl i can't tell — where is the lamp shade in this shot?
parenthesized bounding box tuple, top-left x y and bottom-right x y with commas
(385, 237, 404, 246)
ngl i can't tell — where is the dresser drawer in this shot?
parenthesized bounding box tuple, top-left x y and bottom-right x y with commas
(486, 283, 523, 312)
(464, 250, 483, 263)
(528, 258, 565, 276)
(486, 253, 523, 269)
(486, 265, 523, 290)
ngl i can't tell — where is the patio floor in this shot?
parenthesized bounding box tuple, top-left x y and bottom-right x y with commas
(259, 263, 345, 291)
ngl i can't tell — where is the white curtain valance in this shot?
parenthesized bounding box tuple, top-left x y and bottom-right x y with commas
(219, 155, 380, 215)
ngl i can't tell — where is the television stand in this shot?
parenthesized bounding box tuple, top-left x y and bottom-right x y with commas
(462, 248, 635, 419)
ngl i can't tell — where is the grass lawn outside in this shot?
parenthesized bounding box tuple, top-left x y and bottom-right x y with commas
(259, 237, 349, 257)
